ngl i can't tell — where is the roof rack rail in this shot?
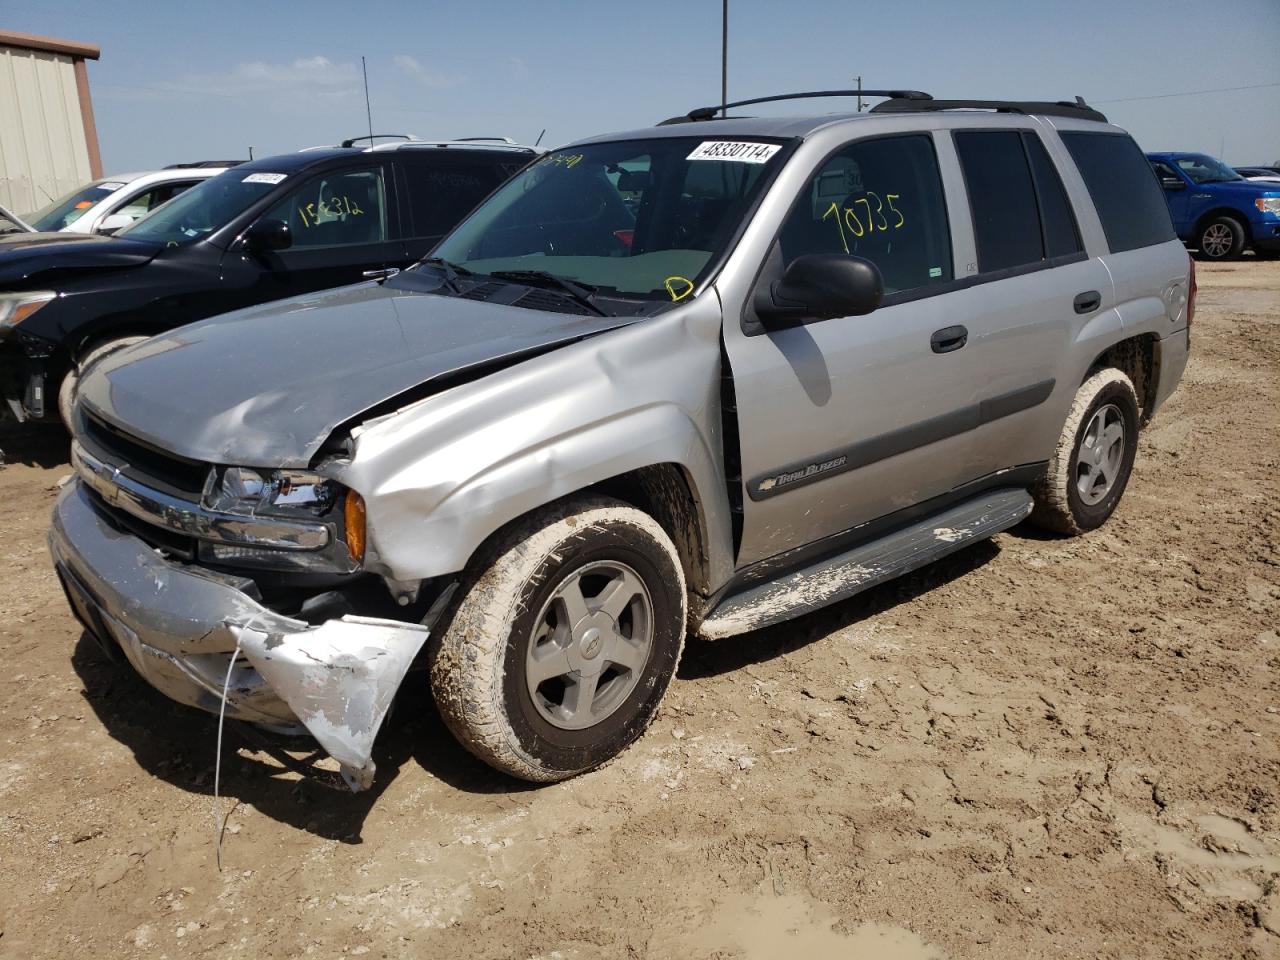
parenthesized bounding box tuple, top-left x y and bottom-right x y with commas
(375, 139, 537, 153)
(163, 160, 244, 169)
(663, 89, 933, 124)
(340, 133, 418, 148)
(870, 96, 1108, 123)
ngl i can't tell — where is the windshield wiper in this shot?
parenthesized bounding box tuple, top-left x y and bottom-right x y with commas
(486, 270, 607, 316)
(419, 257, 474, 294)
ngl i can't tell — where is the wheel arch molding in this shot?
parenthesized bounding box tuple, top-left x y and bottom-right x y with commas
(348, 403, 734, 596)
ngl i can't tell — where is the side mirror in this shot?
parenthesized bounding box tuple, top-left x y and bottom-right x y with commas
(95, 213, 135, 236)
(242, 219, 292, 253)
(1161, 177, 1186, 191)
(755, 254, 884, 324)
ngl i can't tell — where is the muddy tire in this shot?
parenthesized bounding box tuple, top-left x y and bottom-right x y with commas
(1030, 368, 1140, 536)
(1196, 216, 1245, 261)
(430, 496, 686, 781)
(58, 336, 149, 428)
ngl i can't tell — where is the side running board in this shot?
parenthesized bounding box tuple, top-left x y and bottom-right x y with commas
(699, 488, 1034, 639)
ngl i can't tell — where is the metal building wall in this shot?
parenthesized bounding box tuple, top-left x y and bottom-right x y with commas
(0, 43, 95, 214)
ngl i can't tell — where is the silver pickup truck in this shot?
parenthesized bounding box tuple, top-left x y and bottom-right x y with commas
(48, 92, 1192, 790)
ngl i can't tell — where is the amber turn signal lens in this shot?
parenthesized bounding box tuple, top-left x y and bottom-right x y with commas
(344, 491, 366, 564)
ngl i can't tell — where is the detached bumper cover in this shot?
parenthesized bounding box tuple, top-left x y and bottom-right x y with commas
(49, 480, 430, 790)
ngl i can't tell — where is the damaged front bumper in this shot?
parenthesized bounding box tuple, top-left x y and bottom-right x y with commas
(0, 331, 53, 422)
(48, 479, 430, 790)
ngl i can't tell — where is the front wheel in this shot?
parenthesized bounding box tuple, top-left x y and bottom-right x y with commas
(430, 496, 687, 781)
(58, 336, 149, 427)
(1196, 216, 1245, 261)
(1030, 368, 1140, 535)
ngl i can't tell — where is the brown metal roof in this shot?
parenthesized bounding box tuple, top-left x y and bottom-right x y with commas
(0, 30, 100, 60)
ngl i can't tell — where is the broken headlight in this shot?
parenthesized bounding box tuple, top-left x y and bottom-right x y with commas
(208, 467, 339, 517)
(198, 468, 364, 572)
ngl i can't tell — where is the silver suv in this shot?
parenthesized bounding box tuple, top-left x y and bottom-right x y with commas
(49, 92, 1192, 790)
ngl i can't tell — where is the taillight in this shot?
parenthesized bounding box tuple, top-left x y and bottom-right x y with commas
(613, 229, 634, 250)
(1186, 253, 1196, 344)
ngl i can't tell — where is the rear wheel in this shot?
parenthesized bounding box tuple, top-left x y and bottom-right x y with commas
(58, 336, 148, 427)
(430, 496, 686, 781)
(1196, 216, 1245, 261)
(1031, 368, 1140, 535)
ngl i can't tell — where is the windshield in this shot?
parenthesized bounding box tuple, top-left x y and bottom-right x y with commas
(0, 205, 30, 234)
(26, 179, 126, 231)
(1176, 154, 1242, 185)
(117, 170, 285, 245)
(429, 137, 786, 301)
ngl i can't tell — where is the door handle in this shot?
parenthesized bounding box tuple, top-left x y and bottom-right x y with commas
(1073, 290, 1102, 314)
(930, 324, 968, 354)
(362, 267, 401, 281)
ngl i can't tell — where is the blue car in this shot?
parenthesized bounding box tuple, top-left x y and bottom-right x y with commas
(1147, 152, 1280, 260)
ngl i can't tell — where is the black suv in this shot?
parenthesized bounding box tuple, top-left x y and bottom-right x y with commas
(0, 136, 537, 426)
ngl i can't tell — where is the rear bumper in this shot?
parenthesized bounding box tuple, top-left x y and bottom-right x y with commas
(49, 480, 431, 789)
(1152, 325, 1189, 416)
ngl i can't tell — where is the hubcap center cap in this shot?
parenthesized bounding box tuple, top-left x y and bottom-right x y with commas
(581, 627, 603, 660)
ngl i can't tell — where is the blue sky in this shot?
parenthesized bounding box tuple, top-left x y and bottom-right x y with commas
(6, 0, 1280, 172)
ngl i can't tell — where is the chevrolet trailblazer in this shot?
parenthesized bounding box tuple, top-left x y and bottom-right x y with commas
(48, 92, 1191, 789)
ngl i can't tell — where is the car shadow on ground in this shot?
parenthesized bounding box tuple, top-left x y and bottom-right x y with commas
(71, 535, 1005, 837)
(679, 538, 1001, 679)
(72, 634, 538, 843)
(0, 424, 69, 469)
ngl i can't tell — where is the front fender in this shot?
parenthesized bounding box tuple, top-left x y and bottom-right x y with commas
(339, 297, 735, 587)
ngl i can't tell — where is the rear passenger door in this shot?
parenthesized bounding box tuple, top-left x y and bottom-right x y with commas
(395, 152, 530, 262)
(944, 128, 1115, 473)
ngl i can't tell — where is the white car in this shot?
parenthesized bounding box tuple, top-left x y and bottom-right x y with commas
(23, 162, 241, 235)
(1234, 166, 1280, 183)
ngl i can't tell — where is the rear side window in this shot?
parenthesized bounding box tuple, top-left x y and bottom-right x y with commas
(954, 131, 1044, 272)
(954, 130, 1083, 273)
(402, 157, 524, 239)
(1023, 135, 1081, 259)
(1059, 132, 1175, 253)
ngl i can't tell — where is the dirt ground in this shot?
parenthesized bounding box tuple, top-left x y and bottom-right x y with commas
(0, 259, 1277, 960)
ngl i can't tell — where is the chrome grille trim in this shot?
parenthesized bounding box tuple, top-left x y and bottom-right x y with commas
(71, 441, 330, 551)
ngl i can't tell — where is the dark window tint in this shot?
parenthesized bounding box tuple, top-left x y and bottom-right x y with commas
(402, 156, 523, 238)
(954, 131, 1043, 272)
(1060, 132, 1175, 253)
(778, 134, 952, 297)
(1023, 135, 1082, 259)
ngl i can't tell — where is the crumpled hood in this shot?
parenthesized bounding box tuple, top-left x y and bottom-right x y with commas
(79, 281, 635, 467)
(0, 233, 162, 285)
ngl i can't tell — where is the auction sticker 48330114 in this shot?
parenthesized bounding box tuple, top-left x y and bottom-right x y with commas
(687, 141, 781, 164)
